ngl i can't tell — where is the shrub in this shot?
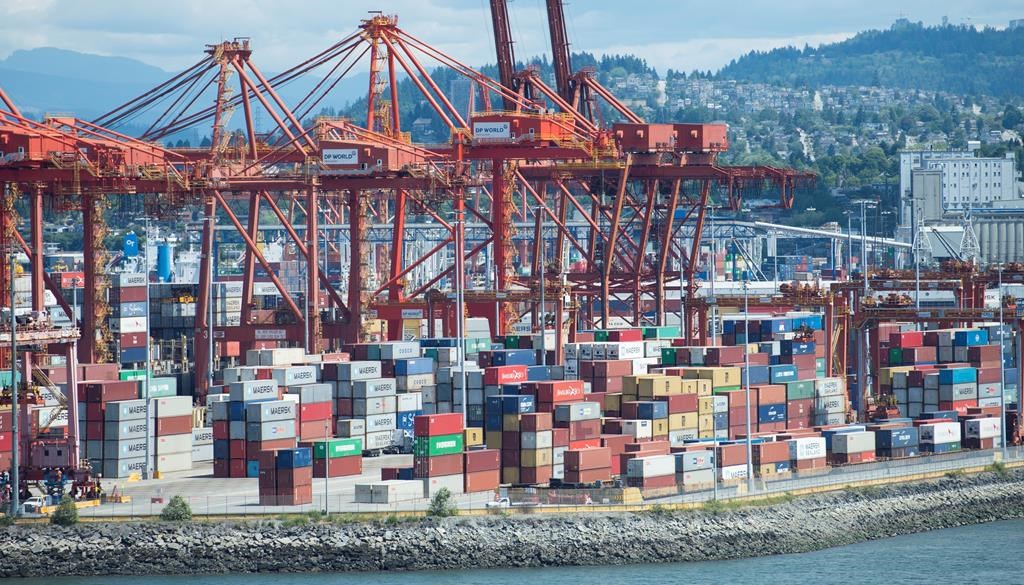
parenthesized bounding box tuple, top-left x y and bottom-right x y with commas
(50, 496, 79, 526)
(702, 499, 726, 515)
(0, 513, 14, 527)
(160, 496, 193, 522)
(428, 488, 458, 517)
(987, 461, 1010, 479)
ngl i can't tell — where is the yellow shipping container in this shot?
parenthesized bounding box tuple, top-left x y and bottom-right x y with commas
(604, 393, 623, 412)
(683, 366, 742, 388)
(485, 431, 503, 450)
(757, 463, 776, 477)
(698, 396, 715, 414)
(681, 380, 700, 394)
(652, 418, 669, 437)
(695, 379, 713, 397)
(698, 429, 715, 439)
(520, 448, 553, 468)
(502, 414, 520, 432)
(502, 467, 519, 484)
(638, 376, 683, 398)
(464, 427, 483, 447)
(668, 412, 697, 430)
(622, 374, 658, 399)
(877, 366, 914, 387)
(697, 414, 714, 431)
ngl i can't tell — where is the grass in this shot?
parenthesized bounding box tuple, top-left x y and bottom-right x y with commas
(845, 485, 881, 497)
(986, 461, 1011, 479)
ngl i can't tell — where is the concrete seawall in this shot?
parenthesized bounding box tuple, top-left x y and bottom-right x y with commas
(2, 468, 1022, 578)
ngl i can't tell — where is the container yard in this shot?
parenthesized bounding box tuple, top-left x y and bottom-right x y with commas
(0, 0, 1021, 521)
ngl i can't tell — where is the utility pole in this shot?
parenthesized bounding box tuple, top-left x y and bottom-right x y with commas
(997, 265, 1007, 458)
(207, 217, 215, 392)
(142, 217, 153, 480)
(323, 419, 330, 514)
(742, 278, 753, 493)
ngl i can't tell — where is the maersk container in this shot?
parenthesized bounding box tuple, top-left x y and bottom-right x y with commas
(104, 420, 148, 440)
(831, 431, 875, 454)
(246, 400, 296, 423)
(554, 401, 602, 423)
(286, 383, 333, 404)
(155, 434, 192, 455)
(271, 365, 318, 387)
(788, 437, 826, 460)
(352, 378, 398, 399)
(920, 421, 961, 444)
(102, 438, 148, 459)
(939, 383, 977, 402)
(103, 457, 146, 478)
(815, 377, 845, 397)
(626, 454, 676, 478)
(815, 395, 845, 414)
(719, 464, 749, 480)
(104, 399, 148, 422)
(675, 450, 714, 472)
(333, 361, 383, 381)
(365, 430, 396, 450)
(365, 413, 397, 432)
(229, 380, 278, 403)
(353, 396, 397, 417)
(876, 427, 919, 449)
(246, 420, 296, 441)
(965, 417, 1001, 439)
(336, 419, 366, 437)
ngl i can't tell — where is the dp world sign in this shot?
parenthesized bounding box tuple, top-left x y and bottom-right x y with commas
(323, 148, 359, 165)
(473, 122, 511, 139)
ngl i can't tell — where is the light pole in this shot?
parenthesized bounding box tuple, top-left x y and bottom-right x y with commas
(536, 206, 546, 367)
(997, 265, 1007, 458)
(846, 211, 853, 277)
(454, 213, 468, 424)
(72, 277, 81, 327)
(323, 419, 330, 514)
(742, 277, 753, 493)
(708, 205, 719, 344)
(137, 217, 154, 480)
(207, 217, 215, 392)
(9, 251, 19, 517)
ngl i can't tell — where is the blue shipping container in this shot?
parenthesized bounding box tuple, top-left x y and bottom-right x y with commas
(246, 460, 260, 478)
(527, 365, 552, 381)
(113, 301, 147, 318)
(490, 349, 536, 366)
(636, 401, 669, 420)
(954, 330, 989, 346)
(938, 368, 976, 385)
(276, 448, 312, 469)
(713, 412, 729, 429)
(769, 365, 798, 384)
(120, 347, 147, 364)
(741, 365, 770, 386)
(397, 411, 420, 431)
(394, 358, 433, 376)
(760, 318, 792, 334)
(397, 467, 416, 480)
(757, 403, 787, 423)
(780, 340, 815, 355)
(774, 461, 792, 473)
(228, 401, 247, 421)
(213, 440, 229, 459)
(875, 427, 919, 449)
(919, 410, 958, 421)
(484, 412, 503, 431)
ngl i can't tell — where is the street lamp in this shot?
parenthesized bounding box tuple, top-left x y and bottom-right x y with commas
(136, 217, 154, 480)
(9, 251, 19, 517)
(852, 200, 877, 297)
(997, 265, 1007, 458)
(742, 277, 753, 493)
(536, 206, 546, 367)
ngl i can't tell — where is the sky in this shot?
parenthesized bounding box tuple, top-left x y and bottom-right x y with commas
(0, 0, 1019, 73)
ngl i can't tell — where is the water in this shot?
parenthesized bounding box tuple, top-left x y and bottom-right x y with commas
(22, 519, 1024, 584)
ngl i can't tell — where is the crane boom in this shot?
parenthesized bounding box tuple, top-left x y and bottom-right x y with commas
(545, 0, 573, 103)
(489, 0, 517, 109)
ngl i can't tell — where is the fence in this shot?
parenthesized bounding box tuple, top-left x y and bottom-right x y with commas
(70, 446, 1024, 520)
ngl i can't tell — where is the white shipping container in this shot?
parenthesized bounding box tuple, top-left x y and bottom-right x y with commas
(364, 430, 396, 450)
(379, 342, 420, 360)
(229, 380, 278, 403)
(939, 383, 977, 402)
(246, 399, 297, 423)
(814, 396, 845, 414)
(104, 399, 148, 422)
(336, 419, 366, 437)
(920, 422, 961, 444)
(112, 317, 147, 334)
(680, 468, 716, 486)
(192, 427, 213, 445)
(719, 464, 749, 481)
(606, 342, 645, 360)
(677, 449, 714, 472)
(397, 373, 434, 392)
(397, 393, 423, 412)
(286, 383, 333, 404)
(155, 433, 192, 455)
(272, 365, 318, 387)
(788, 437, 826, 460)
(153, 452, 192, 473)
(353, 378, 398, 399)
(259, 348, 306, 366)
(421, 474, 464, 498)
(644, 339, 671, 358)
(977, 382, 1002, 398)
(360, 480, 423, 503)
(668, 429, 698, 447)
(521, 430, 553, 449)
(191, 444, 213, 462)
(965, 417, 1001, 439)
(814, 377, 845, 397)
(334, 361, 383, 381)
(626, 454, 676, 478)
(364, 413, 397, 432)
(979, 396, 1003, 408)
(353, 396, 397, 416)
(553, 401, 601, 423)
(831, 431, 875, 454)
(153, 396, 192, 418)
(712, 395, 729, 414)
(622, 419, 653, 440)
(553, 446, 567, 465)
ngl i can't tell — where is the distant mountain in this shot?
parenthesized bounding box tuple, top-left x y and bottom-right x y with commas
(717, 22, 1024, 97)
(0, 47, 368, 133)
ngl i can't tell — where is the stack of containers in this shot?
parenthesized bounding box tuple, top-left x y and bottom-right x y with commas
(306, 437, 363, 477)
(874, 425, 920, 458)
(752, 440, 791, 478)
(211, 378, 280, 478)
(0, 407, 11, 471)
(939, 367, 977, 415)
(484, 393, 534, 483)
(463, 448, 501, 493)
(813, 378, 847, 426)
(563, 447, 612, 484)
(518, 411, 554, 485)
(212, 281, 243, 328)
(272, 365, 325, 441)
(331, 361, 400, 452)
(787, 436, 828, 472)
(413, 413, 465, 497)
(625, 453, 676, 490)
(151, 396, 193, 473)
(245, 398, 299, 477)
(963, 417, 1001, 449)
(101, 396, 148, 478)
(80, 379, 138, 474)
(109, 273, 148, 367)
(258, 447, 313, 506)
(287, 382, 334, 443)
(553, 401, 602, 451)
(715, 442, 750, 482)
(632, 374, 699, 446)
(675, 448, 716, 489)
(828, 430, 877, 464)
(919, 420, 961, 453)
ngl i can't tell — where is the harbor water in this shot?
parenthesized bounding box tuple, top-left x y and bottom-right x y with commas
(20, 519, 1023, 584)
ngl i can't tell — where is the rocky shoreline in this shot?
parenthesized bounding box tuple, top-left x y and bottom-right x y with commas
(2, 468, 1022, 578)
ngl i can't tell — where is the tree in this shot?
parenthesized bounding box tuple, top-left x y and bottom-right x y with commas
(1003, 105, 1023, 130)
(50, 496, 79, 526)
(427, 488, 458, 517)
(160, 495, 192, 522)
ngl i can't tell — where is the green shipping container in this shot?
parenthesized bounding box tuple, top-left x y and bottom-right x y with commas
(594, 330, 609, 342)
(660, 347, 677, 366)
(713, 385, 742, 394)
(119, 369, 147, 381)
(504, 335, 520, 349)
(786, 380, 815, 401)
(313, 437, 363, 459)
(815, 358, 825, 370)
(888, 348, 902, 366)
(413, 433, 463, 457)
(146, 377, 178, 398)
(643, 326, 680, 340)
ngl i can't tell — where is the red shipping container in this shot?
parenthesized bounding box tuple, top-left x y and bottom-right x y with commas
(580, 360, 633, 379)
(85, 402, 105, 422)
(84, 421, 104, 441)
(259, 467, 277, 488)
(607, 329, 643, 342)
(257, 449, 280, 469)
(501, 431, 520, 447)
(564, 447, 611, 471)
(277, 485, 314, 506)
(520, 412, 553, 432)
(781, 354, 817, 371)
(0, 411, 10, 433)
(213, 459, 230, 478)
(890, 331, 924, 348)
(464, 469, 501, 493)
(229, 459, 247, 478)
(79, 363, 120, 382)
(754, 385, 785, 406)
(787, 398, 814, 418)
(484, 365, 529, 386)
(968, 345, 1001, 364)
(567, 419, 602, 441)
(532, 381, 586, 403)
(213, 421, 229, 440)
(464, 449, 501, 473)
(230, 439, 247, 459)
(717, 443, 748, 467)
(155, 415, 192, 436)
(938, 400, 975, 415)
(659, 393, 698, 413)
(793, 457, 827, 470)
(551, 427, 569, 447)
(705, 346, 744, 366)
(277, 467, 314, 489)
(298, 420, 331, 441)
(788, 417, 812, 430)
(119, 332, 147, 349)
(977, 367, 1002, 384)
(752, 441, 789, 464)
(84, 380, 138, 403)
(591, 377, 623, 393)
(414, 413, 464, 437)
(603, 419, 624, 435)
(414, 453, 464, 477)
(568, 438, 601, 450)
(747, 353, 771, 366)
(563, 468, 612, 483)
(0, 432, 11, 451)
(501, 449, 521, 468)
(110, 287, 147, 303)
(519, 465, 551, 485)
(299, 401, 332, 423)
(379, 467, 402, 481)
(335, 398, 353, 417)
(625, 440, 670, 454)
